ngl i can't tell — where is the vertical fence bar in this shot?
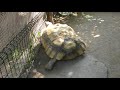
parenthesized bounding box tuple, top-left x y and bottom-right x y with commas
(9, 40, 20, 76)
(20, 36, 27, 77)
(0, 69, 3, 78)
(15, 37, 22, 72)
(3, 47, 13, 77)
(0, 57, 3, 78)
(9, 40, 19, 77)
(5, 43, 17, 78)
(0, 52, 9, 78)
(17, 31, 26, 74)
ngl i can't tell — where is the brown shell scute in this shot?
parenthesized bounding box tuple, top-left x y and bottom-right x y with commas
(41, 23, 86, 60)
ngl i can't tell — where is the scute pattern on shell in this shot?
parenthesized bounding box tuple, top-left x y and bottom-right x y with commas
(41, 23, 86, 60)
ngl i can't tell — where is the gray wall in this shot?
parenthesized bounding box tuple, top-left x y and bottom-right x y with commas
(0, 12, 46, 51)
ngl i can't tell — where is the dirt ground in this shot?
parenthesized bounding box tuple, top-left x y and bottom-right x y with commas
(28, 12, 120, 78)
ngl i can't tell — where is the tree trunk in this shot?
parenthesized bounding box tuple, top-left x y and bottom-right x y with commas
(46, 12, 54, 23)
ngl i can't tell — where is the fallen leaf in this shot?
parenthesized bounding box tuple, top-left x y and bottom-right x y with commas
(100, 20, 104, 22)
(81, 12, 85, 16)
(32, 69, 45, 78)
(98, 18, 102, 20)
(68, 72, 73, 76)
(88, 19, 92, 21)
(85, 15, 93, 18)
(92, 18, 97, 20)
(93, 34, 100, 38)
(32, 72, 44, 78)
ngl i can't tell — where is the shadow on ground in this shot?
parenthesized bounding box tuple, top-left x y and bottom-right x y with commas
(28, 45, 107, 78)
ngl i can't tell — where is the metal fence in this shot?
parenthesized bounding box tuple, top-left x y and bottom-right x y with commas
(0, 12, 46, 78)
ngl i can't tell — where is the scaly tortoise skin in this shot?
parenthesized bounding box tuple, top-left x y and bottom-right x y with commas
(41, 23, 86, 70)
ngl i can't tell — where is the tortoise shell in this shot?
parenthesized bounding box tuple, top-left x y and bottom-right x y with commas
(41, 23, 86, 61)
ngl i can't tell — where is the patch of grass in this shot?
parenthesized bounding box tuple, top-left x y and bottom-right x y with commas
(37, 32, 41, 37)
(12, 49, 20, 60)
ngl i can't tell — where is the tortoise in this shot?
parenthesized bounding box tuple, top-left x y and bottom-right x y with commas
(41, 23, 86, 70)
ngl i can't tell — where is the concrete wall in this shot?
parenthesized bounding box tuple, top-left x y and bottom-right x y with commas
(0, 12, 46, 52)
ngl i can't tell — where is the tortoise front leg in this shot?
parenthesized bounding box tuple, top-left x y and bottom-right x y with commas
(45, 58, 57, 70)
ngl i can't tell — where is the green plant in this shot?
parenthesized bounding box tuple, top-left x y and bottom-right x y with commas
(37, 32, 41, 37)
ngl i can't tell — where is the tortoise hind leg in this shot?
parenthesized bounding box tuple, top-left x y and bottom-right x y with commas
(45, 58, 57, 70)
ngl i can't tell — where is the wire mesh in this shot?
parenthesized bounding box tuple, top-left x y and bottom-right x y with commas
(0, 12, 46, 78)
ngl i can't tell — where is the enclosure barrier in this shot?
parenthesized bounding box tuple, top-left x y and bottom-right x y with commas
(0, 12, 47, 78)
